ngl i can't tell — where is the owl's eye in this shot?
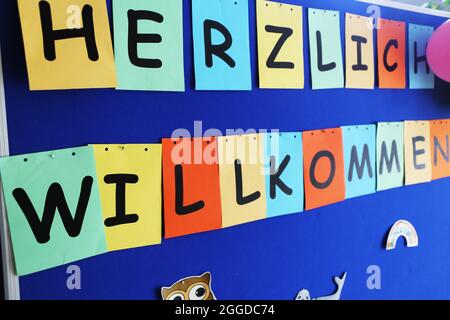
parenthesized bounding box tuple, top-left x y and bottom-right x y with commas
(188, 284, 207, 300)
(167, 292, 185, 300)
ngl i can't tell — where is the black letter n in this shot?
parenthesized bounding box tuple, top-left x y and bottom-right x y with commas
(39, 1, 98, 61)
(12, 176, 94, 244)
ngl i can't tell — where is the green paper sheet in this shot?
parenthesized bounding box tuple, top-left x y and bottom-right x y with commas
(113, 0, 185, 91)
(0, 146, 107, 275)
(308, 8, 344, 89)
(376, 122, 405, 191)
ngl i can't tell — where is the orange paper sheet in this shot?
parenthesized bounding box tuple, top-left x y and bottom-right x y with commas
(345, 13, 375, 89)
(162, 137, 222, 238)
(303, 128, 345, 210)
(377, 19, 406, 89)
(404, 121, 432, 185)
(430, 120, 450, 180)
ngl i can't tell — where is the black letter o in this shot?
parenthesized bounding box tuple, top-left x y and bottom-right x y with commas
(310, 150, 336, 189)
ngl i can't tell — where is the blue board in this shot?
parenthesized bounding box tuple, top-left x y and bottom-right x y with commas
(1, 0, 450, 299)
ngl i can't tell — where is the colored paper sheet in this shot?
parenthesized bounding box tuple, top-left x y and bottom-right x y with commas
(113, 0, 185, 91)
(376, 122, 404, 191)
(192, 0, 252, 90)
(404, 121, 432, 185)
(264, 132, 303, 217)
(17, 0, 116, 90)
(308, 9, 344, 89)
(430, 120, 450, 180)
(409, 24, 435, 89)
(345, 14, 375, 89)
(342, 125, 376, 199)
(162, 137, 222, 238)
(377, 19, 406, 89)
(0, 147, 106, 275)
(218, 134, 267, 228)
(93, 144, 162, 251)
(302, 128, 345, 210)
(256, 0, 304, 89)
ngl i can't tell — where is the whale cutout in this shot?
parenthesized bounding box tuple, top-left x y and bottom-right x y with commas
(295, 272, 347, 300)
(386, 220, 418, 250)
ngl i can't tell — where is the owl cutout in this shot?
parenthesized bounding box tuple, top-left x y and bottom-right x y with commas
(161, 272, 216, 300)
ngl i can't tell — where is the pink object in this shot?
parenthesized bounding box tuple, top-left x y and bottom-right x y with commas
(427, 20, 450, 83)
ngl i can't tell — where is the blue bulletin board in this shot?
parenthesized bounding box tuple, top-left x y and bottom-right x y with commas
(1, 0, 450, 300)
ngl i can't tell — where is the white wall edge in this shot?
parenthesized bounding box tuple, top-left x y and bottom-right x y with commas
(0, 46, 20, 300)
(357, 0, 450, 18)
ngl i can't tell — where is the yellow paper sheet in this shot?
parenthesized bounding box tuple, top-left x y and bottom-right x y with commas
(17, 0, 116, 90)
(404, 121, 432, 185)
(345, 13, 375, 89)
(218, 134, 267, 228)
(93, 144, 162, 251)
(256, 0, 304, 89)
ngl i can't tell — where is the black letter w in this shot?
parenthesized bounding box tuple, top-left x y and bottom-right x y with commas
(12, 176, 94, 244)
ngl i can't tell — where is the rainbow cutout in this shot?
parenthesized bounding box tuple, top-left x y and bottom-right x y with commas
(386, 220, 419, 250)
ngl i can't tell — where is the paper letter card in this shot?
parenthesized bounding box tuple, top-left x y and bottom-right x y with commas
(404, 121, 432, 185)
(192, 0, 252, 90)
(162, 137, 222, 238)
(218, 134, 267, 228)
(0, 146, 107, 275)
(308, 9, 344, 89)
(376, 122, 404, 191)
(264, 132, 304, 217)
(430, 120, 450, 180)
(303, 128, 345, 210)
(342, 125, 376, 199)
(113, 0, 185, 91)
(256, 0, 304, 89)
(377, 19, 406, 89)
(17, 0, 116, 90)
(93, 144, 162, 251)
(345, 14, 375, 89)
(409, 24, 435, 89)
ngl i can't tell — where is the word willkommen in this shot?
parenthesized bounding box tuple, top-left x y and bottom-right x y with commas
(0, 120, 449, 275)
